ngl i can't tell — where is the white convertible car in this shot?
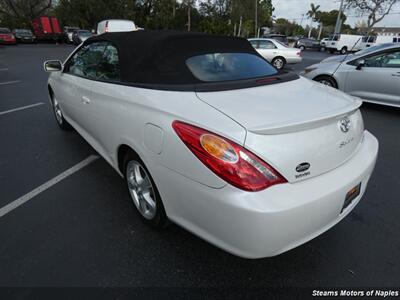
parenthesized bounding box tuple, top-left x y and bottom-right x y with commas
(44, 31, 378, 258)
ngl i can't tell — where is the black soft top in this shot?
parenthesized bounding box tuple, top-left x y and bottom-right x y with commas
(84, 30, 298, 91)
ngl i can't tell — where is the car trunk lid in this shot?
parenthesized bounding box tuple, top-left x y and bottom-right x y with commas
(195, 77, 364, 183)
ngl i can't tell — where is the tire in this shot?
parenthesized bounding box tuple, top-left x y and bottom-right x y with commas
(50, 92, 72, 130)
(319, 46, 326, 52)
(299, 45, 305, 51)
(271, 57, 286, 70)
(124, 152, 168, 228)
(340, 47, 347, 55)
(313, 75, 338, 88)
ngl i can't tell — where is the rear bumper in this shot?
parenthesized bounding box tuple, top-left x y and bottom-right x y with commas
(0, 40, 16, 44)
(155, 131, 378, 258)
(287, 56, 302, 64)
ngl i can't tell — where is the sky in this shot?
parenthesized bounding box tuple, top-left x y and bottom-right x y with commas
(272, 0, 400, 27)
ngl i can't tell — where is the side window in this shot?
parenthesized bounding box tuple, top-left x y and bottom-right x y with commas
(258, 40, 276, 49)
(65, 43, 106, 78)
(382, 51, 400, 68)
(365, 51, 400, 68)
(249, 40, 258, 49)
(97, 44, 121, 81)
(365, 53, 386, 67)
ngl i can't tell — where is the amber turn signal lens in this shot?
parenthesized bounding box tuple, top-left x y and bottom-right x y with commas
(200, 134, 238, 163)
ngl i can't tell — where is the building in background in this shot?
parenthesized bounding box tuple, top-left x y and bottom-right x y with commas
(371, 27, 400, 37)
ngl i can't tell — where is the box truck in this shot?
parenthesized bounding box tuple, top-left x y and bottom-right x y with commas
(32, 16, 62, 42)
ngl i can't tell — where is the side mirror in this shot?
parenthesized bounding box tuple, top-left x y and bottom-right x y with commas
(356, 59, 365, 70)
(43, 60, 62, 72)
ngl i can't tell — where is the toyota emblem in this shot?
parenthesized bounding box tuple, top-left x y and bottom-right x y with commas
(339, 117, 351, 133)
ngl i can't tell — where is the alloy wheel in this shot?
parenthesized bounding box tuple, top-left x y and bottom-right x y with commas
(319, 79, 334, 87)
(53, 97, 63, 124)
(126, 160, 157, 220)
(273, 58, 284, 70)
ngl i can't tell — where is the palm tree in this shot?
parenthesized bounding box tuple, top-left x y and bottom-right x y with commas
(306, 3, 320, 38)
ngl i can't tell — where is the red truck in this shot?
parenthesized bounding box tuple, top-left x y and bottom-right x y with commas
(32, 16, 62, 42)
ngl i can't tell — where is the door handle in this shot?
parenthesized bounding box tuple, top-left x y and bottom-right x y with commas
(81, 96, 91, 104)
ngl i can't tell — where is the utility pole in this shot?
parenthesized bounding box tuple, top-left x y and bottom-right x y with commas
(299, 13, 305, 26)
(334, 0, 344, 35)
(255, 0, 258, 37)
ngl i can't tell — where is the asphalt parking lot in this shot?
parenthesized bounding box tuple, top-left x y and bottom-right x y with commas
(0, 44, 399, 289)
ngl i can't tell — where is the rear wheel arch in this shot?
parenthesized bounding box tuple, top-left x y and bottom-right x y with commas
(117, 144, 140, 176)
(48, 84, 54, 98)
(312, 75, 339, 89)
(118, 144, 168, 228)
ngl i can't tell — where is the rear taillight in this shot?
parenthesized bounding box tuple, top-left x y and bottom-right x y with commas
(105, 21, 109, 33)
(172, 121, 287, 192)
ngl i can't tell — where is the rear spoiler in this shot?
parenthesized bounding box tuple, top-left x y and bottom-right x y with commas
(248, 99, 362, 135)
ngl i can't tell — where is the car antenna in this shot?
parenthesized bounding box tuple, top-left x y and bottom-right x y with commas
(332, 37, 362, 77)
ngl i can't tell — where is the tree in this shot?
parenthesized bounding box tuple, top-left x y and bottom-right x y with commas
(306, 3, 320, 38)
(345, 0, 398, 34)
(52, 0, 273, 36)
(274, 18, 305, 36)
(315, 10, 347, 27)
(315, 10, 347, 39)
(0, 0, 52, 27)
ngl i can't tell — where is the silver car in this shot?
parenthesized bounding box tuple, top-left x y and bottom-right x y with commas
(248, 38, 302, 70)
(302, 43, 400, 107)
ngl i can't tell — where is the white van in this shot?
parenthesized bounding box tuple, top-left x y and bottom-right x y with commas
(97, 19, 137, 35)
(359, 35, 400, 49)
(325, 34, 363, 54)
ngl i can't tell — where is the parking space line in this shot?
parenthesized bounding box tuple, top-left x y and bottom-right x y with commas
(0, 102, 44, 116)
(0, 155, 100, 218)
(0, 80, 21, 86)
(0, 68, 8, 71)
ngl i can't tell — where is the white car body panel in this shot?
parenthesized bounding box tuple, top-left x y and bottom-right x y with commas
(152, 130, 377, 258)
(49, 73, 246, 189)
(248, 38, 302, 64)
(46, 44, 378, 258)
(196, 77, 364, 183)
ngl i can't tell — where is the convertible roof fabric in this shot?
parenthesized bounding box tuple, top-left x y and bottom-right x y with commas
(85, 30, 261, 86)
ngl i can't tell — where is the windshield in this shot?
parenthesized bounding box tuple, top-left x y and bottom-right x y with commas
(0, 28, 11, 34)
(186, 53, 278, 82)
(355, 43, 395, 56)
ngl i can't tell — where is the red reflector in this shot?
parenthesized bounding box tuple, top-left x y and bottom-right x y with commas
(256, 77, 279, 84)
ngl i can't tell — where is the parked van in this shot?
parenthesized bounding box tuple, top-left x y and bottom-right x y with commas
(97, 20, 137, 34)
(325, 34, 363, 54)
(360, 35, 400, 49)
